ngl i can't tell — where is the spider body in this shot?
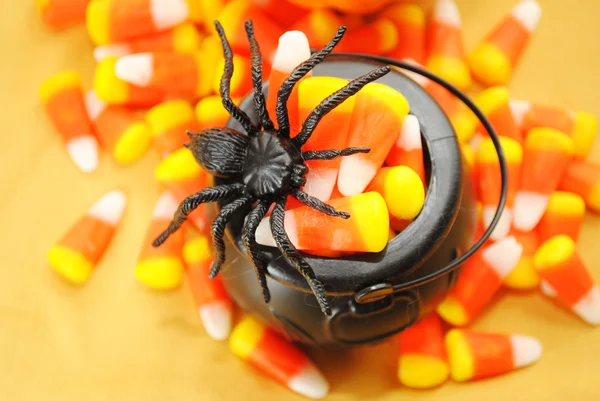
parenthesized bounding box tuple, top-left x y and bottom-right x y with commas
(153, 19, 392, 316)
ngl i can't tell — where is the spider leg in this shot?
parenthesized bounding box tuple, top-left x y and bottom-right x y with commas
(292, 66, 392, 148)
(153, 183, 244, 247)
(214, 21, 257, 135)
(275, 26, 347, 139)
(302, 147, 370, 161)
(270, 197, 332, 316)
(209, 195, 253, 278)
(244, 20, 274, 132)
(241, 200, 272, 303)
(292, 189, 349, 219)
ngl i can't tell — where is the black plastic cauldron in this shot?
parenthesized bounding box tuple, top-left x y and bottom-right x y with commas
(214, 54, 506, 347)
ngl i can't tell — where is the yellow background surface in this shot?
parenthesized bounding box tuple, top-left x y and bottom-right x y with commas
(1, 1, 600, 400)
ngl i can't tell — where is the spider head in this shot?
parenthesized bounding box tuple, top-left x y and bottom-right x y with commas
(187, 128, 251, 178)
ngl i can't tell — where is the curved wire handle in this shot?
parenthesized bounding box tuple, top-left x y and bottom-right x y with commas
(328, 53, 509, 292)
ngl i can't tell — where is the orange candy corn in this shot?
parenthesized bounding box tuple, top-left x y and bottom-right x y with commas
(40, 71, 99, 174)
(155, 148, 210, 232)
(338, 83, 409, 196)
(36, 0, 89, 30)
(535, 235, 600, 325)
(437, 236, 522, 326)
(48, 190, 126, 283)
(324, 0, 391, 15)
(385, 114, 426, 184)
(537, 191, 585, 243)
(249, 0, 309, 29)
(426, 0, 471, 91)
(93, 23, 203, 61)
(86, 0, 200, 45)
(397, 313, 449, 389)
(558, 160, 600, 213)
(510, 99, 598, 159)
(183, 228, 234, 341)
(135, 192, 184, 290)
(503, 229, 540, 290)
(290, 9, 342, 49)
(468, 0, 542, 86)
(115, 52, 213, 99)
(368, 166, 425, 221)
(446, 328, 542, 382)
(513, 128, 575, 231)
(230, 316, 329, 399)
(476, 136, 523, 240)
(217, 0, 285, 64)
(335, 18, 398, 55)
(195, 95, 240, 130)
(84, 90, 152, 165)
(297, 76, 355, 201)
(267, 30, 311, 133)
(474, 86, 522, 143)
(146, 100, 197, 157)
(383, 3, 425, 63)
(255, 192, 390, 253)
(94, 57, 165, 107)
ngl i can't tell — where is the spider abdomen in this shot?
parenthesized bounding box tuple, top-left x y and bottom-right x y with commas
(190, 128, 250, 177)
(243, 132, 304, 198)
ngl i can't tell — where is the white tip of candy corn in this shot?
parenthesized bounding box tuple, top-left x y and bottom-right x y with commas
(483, 206, 512, 241)
(510, 334, 542, 368)
(540, 280, 557, 298)
(338, 157, 377, 196)
(511, 0, 542, 32)
(66, 136, 99, 174)
(303, 169, 337, 202)
(150, 0, 190, 29)
(115, 53, 154, 86)
(482, 235, 522, 279)
(509, 99, 531, 127)
(255, 218, 277, 247)
(152, 192, 179, 220)
(88, 190, 127, 226)
(513, 191, 549, 231)
(288, 365, 330, 399)
(397, 114, 422, 150)
(434, 0, 461, 27)
(93, 44, 131, 61)
(572, 286, 600, 326)
(84, 90, 106, 121)
(273, 31, 311, 73)
(199, 301, 233, 341)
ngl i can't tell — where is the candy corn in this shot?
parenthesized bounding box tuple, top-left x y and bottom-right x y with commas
(368, 166, 425, 221)
(426, 0, 471, 91)
(94, 57, 165, 107)
(135, 192, 184, 290)
(513, 128, 575, 231)
(476, 136, 523, 240)
(534, 235, 600, 325)
(511, 100, 597, 159)
(84, 90, 152, 165)
(385, 114, 426, 184)
(183, 228, 234, 341)
(86, 0, 200, 45)
(468, 0, 542, 86)
(249, 0, 309, 29)
(36, 0, 89, 30)
(338, 84, 409, 196)
(115, 52, 213, 99)
(446, 328, 542, 382)
(558, 160, 600, 213)
(155, 148, 210, 232)
(193, 0, 226, 31)
(230, 316, 329, 399)
(39, 71, 99, 173)
(474, 87, 522, 143)
(537, 191, 585, 243)
(93, 23, 203, 61)
(335, 17, 398, 55)
(297, 76, 355, 201)
(48, 190, 126, 283)
(325, 0, 392, 15)
(290, 9, 341, 49)
(397, 313, 449, 389)
(267, 30, 311, 133)
(437, 236, 522, 326)
(503, 229, 540, 290)
(195, 95, 238, 130)
(255, 192, 389, 253)
(384, 3, 426, 63)
(146, 100, 197, 157)
(212, 55, 253, 98)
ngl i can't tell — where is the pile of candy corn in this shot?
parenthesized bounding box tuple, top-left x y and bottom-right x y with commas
(38, 0, 599, 398)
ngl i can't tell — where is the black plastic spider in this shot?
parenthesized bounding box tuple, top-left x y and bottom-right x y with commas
(153, 19, 392, 316)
